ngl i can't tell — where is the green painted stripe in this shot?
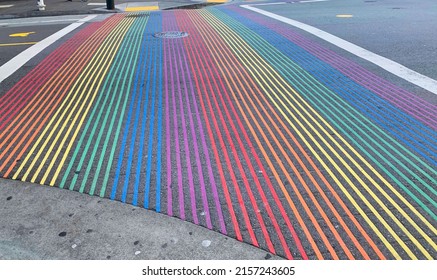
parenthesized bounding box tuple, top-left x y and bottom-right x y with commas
(58, 15, 139, 190)
(14, 15, 132, 183)
(209, 9, 437, 211)
(98, 14, 152, 198)
(203, 8, 436, 258)
(80, 15, 150, 195)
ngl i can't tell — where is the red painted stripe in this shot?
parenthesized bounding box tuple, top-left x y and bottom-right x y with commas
(183, 10, 284, 253)
(0, 15, 125, 176)
(186, 10, 298, 259)
(191, 16, 312, 259)
(177, 11, 250, 244)
(0, 17, 121, 133)
(0, 23, 101, 131)
(221, 9, 387, 259)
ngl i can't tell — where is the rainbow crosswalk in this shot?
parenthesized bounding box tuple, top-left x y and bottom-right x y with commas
(0, 7, 436, 260)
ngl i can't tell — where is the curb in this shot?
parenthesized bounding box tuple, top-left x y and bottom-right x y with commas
(0, 178, 283, 260)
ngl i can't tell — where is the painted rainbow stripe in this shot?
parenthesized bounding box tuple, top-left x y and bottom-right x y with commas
(0, 8, 435, 260)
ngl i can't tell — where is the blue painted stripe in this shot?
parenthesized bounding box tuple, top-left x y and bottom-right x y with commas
(124, 31, 153, 204)
(131, 42, 154, 205)
(214, 8, 437, 215)
(61, 16, 139, 191)
(220, 8, 437, 167)
(144, 14, 163, 209)
(154, 31, 163, 212)
(110, 14, 151, 201)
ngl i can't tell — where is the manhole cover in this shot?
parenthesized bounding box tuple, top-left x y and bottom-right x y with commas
(154, 31, 189, 39)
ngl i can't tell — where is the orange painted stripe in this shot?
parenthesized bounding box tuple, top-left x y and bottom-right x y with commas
(186, 21, 271, 250)
(189, 20, 294, 259)
(183, 10, 302, 259)
(177, 13, 247, 244)
(190, 8, 327, 259)
(198, 9, 386, 259)
(0, 15, 125, 176)
(215, 21, 386, 260)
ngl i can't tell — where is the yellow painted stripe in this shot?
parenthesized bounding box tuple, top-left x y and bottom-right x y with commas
(16, 20, 129, 181)
(49, 15, 150, 187)
(221, 21, 437, 257)
(200, 9, 436, 259)
(0, 42, 37, 47)
(210, 32, 404, 257)
(212, 12, 434, 259)
(125, 6, 158, 12)
(234, 10, 436, 258)
(39, 19, 135, 185)
(13, 16, 134, 182)
(0, 15, 123, 178)
(38, 18, 135, 185)
(195, 17, 359, 258)
(188, 11, 326, 259)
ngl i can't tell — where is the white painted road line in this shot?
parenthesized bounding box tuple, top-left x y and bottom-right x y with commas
(0, 5, 14, 9)
(242, 5, 437, 95)
(0, 15, 88, 27)
(299, 0, 329, 3)
(0, 15, 97, 84)
(250, 0, 328, 7)
(250, 2, 285, 6)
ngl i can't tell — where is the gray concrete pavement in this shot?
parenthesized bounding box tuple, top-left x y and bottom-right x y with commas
(0, 178, 281, 259)
(1, 2, 276, 261)
(0, 0, 216, 19)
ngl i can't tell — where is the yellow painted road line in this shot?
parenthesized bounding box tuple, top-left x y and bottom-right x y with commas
(0, 42, 37, 47)
(125, 6, 158, 12)
(9, 32, 35, 37)
(0, 15, 97, 84)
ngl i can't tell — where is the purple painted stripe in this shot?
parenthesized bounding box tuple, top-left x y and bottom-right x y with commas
(176, 23, 227, 234)
(171, 46, 186, 220)
(231, 5, 437, 129)
(165, 12, 187, 220)
(166, 12, 200, 224)
(164, 29, 173, 217)
(175, 37, 208, 227)
(174, 18, 218, 231)
(173, 38, 199, 223)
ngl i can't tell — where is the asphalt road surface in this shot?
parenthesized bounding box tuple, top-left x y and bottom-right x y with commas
(0, 15, 92, 65)
(0, 0, 436, 260)
(257, 0, 437, 101)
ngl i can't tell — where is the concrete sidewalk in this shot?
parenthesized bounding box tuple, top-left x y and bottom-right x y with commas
(0, 0, 217, 19)
(0, 178, 280, 260)
(0, 0, 272, 261)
